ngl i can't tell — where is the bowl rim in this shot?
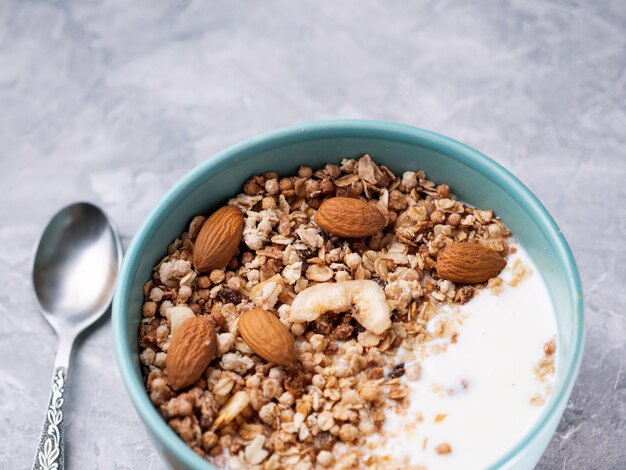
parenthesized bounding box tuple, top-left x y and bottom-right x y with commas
(113, 119, 584, 470)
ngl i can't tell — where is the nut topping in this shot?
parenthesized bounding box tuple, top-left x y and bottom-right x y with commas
(193, 205, 244, 273)
(315, 197, 386, 238)
(238, 308, 296, 366)
(436, 242, 506, 284)
(165, 315, 217, 391)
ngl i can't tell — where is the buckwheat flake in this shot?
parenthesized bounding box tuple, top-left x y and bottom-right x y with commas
(159, 259, 192, 287)
(248, 274, 283, 309)
(220, 352, 254, 375)
(271, 234, 293, 245)
(142, 301, 157, 318)
(509, 258, 533, 287)
(244, 434, 269, 465)
(316, 450, 334, 467)
(140, 347, 156, 366)
(305, 264, 333, 282)
(529, 394, 545, 406)
(154, 351, 167, 368)
(405, 362, 422, 382)
(216, 333, 235, 355)
(149, 287, 165, 302)
(296, 226, 324, 249)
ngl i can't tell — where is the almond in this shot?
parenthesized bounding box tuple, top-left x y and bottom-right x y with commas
(238, 308, 296, 366)
(166, 315, 217, 391)
(193, 205, 244, 273)
(315, 197, 386, 238)
(436, 243, 506, 284)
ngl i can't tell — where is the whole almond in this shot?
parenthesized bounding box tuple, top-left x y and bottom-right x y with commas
(193, 205, 244, 272)
(315, 197, 386, 238)
(166, 315, 217, 391)
(238, 308, 296, 366)
(436, 243, 506, 284)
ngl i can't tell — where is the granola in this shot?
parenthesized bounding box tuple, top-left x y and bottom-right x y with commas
(139, 155, 528, 468)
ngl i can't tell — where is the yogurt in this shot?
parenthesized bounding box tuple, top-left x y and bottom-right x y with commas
(368, 245, 557, 469)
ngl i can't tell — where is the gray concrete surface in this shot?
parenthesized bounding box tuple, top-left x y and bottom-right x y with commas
(1, 0, 624, 468)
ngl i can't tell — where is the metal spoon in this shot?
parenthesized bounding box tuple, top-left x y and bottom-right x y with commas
(31, 202, 122, 470)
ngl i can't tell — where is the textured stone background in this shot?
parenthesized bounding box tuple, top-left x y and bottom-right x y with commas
(1, 1, 624, 468)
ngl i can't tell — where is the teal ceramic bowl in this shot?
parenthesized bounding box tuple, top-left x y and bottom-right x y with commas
(113, 120, 583, 470)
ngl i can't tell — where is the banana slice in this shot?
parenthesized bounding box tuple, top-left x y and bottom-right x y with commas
(344, 281, 392, 335)
(289, 280, 391, 335)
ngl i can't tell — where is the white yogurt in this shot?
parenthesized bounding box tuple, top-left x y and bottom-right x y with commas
(368, 245, 557, 469)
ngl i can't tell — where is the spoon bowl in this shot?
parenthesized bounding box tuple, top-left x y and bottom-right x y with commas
(31, 202, 122, 470)
(33, 203, 122, 333)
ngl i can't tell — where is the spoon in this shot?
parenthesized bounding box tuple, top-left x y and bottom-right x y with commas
(31, 202, 122, 470)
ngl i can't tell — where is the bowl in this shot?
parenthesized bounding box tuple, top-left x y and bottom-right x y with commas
(113, 120, 583, 470)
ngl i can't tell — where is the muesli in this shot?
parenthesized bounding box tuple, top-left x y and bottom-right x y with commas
(138, 155, 556, 469)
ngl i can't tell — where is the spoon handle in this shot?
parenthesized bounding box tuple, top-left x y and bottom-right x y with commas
(32, 367, 67, 470)
(32, 336, 74, 470)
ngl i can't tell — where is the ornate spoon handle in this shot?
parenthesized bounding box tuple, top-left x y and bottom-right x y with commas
(32, 367, 67, 470)
(32, 335, 74, 470)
